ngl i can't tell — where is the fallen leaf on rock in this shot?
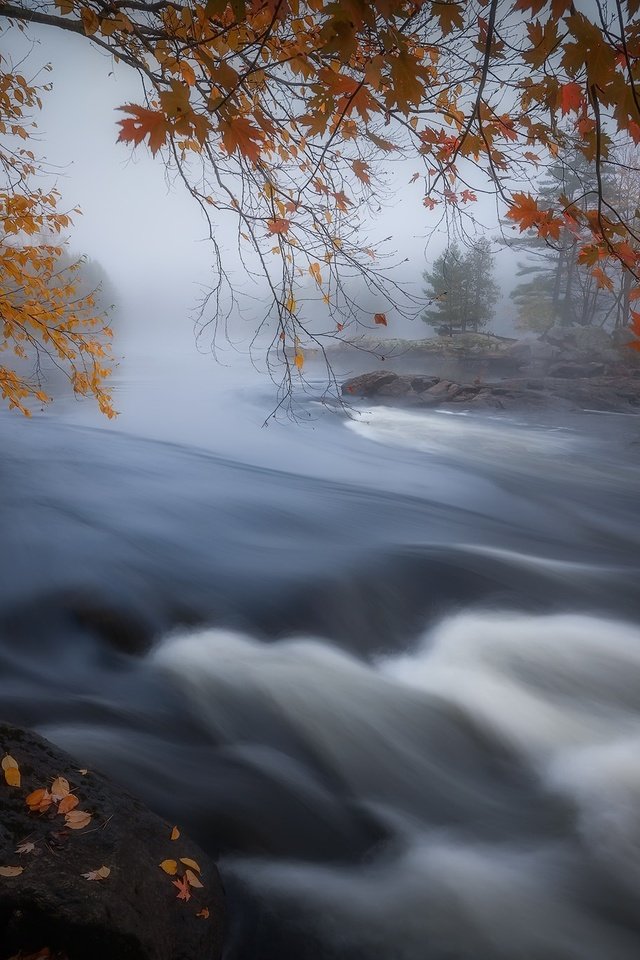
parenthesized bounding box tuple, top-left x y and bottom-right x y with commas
(78, 769, 88, 776)
(172, 875, 191, 901)
(26, 788, 52, 812)
(2, 755, 20, 787)
(0, 865, 24, 877)
(180, 857, 201, 873)
(82, 866, 110, 881)
(57, 794, 79, 815)
(185, 869, 203, 888)
(160, 859, 178, 875)
(50, 777, 70, 801)
(170, 826, 180, 841)
(16, 842, 35, 855)
(196, 907, 210, 919)
(64, 810, 91, 830)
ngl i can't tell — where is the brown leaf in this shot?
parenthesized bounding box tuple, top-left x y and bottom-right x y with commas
(0, 865, 24, 877)
(160, 859, 178, 875)
(185, 868, 203, 888)
(82, 865, 111, 881)
(50, 777, 70, 801)
(15, 842, 35, 855)
(179, 857, 201, 873)
(65, 810, 92, 830)
(374, 313, 387, 326)
(197, 907, 210, 919)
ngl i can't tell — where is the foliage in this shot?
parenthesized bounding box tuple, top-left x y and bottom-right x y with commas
(0, 54, 114, 415)
(423, 238, 499, 333)
(2, 0, 640, 412)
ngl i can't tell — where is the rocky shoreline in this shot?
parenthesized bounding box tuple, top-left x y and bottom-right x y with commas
(341, 368, 640, 413)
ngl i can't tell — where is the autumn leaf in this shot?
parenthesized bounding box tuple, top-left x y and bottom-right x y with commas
(82, 865, 111, 881)
(559, 82, 583, 115)
(2, 755, 20, 788)
(197, 907, 210, 919)
(374, 312, 387, 325)
(185, 869, 204, 888)
(267, 218, 290, 235)
(218, 116, 264, 163)
(506, 192, 541, 231)
(15, 842, 35, 855)
(294, 350, 304, 372)
(65, 810, 92, 830)
(50, 777, 70, 801)
(26, 789, 52, 813)
(172, 875, 192, 901)
(78, 769, 88, 776)
(431, 1, 464, 34)
(58, 794, 80, 815)
(117, 105, 169, 156)
(352, 159, 370, 185)
(170, 826, 180, 841)
(309, 263, 322, 286)
(160, 859, 178, 875)
(0, 866, 23, 877)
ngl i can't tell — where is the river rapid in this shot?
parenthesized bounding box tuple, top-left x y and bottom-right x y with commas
(1, 355, 640, 959)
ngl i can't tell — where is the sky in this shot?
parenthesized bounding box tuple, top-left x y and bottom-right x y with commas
(10, 24, 522, 356)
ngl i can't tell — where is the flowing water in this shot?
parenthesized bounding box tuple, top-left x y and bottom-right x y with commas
(1, 355, 640, 959)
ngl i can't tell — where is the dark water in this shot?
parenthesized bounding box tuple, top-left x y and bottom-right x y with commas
(1, 359, 640, 959)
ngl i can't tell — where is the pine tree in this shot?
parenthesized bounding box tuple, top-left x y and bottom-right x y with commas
(422, 239, 498, 334)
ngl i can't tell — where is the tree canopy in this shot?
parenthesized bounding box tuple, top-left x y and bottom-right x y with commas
(2, 0, 640, 414)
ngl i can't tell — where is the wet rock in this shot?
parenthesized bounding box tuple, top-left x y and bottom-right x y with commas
(0, 724, 225, 960)
(342, 371, 401, 397)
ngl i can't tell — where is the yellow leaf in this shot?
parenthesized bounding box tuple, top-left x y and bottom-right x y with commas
(285, 294, 296, 313)
(1, 755, 18, 770)
(170, 826, 180, 841)
(309, 263, 322, 286)
(0, 866, 23, 877)
(160, 859, 178, 875)
(3, 756, 20, 788)
(294, 350, 304, 372)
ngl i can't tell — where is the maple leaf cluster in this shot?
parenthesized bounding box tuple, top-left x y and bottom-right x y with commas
(0, 0, 640, 408)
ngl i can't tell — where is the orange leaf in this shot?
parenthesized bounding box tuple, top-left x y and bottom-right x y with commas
(2, 755, 20, 786)
(170, 826, 180, 841)
(267, 218, 290, 235)
(160, 859, 178, 875)
(294, 350, 304, 372)
(218, 116, 264, 163)
(374, 312, 387, 326)
(58, 794, 79, 815)
(26, 788, 51, 812)
(559, 82, 583, 115)
(197, 907, 210, 919)
(173, 875, 192, 901)
(116, 105, 169, 156)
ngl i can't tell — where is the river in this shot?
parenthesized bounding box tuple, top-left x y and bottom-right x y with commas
(1, 353, 640, 959)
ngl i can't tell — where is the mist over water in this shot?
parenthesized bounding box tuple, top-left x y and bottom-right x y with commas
(2, 344, 640, 959)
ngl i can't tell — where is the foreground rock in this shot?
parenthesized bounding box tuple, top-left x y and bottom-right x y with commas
(342, 369, 640, 413)
(0, 724, 224, 960)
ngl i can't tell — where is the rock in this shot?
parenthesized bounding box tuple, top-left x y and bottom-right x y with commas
(423, 380, 458, 400)
(410, 376, 440, 393)
(503, 341, 532, 364)
(342, 371, 399, 397)
(547, 361, 606, 378)
(0, 724, 225, 960)
(612, 327, 640, 349)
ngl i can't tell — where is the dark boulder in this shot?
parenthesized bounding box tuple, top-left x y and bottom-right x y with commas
(0, 724, 224, 960)
(342, 371, 399, 397)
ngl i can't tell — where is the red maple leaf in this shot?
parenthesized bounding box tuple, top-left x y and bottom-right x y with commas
(172, 876, 192, 901)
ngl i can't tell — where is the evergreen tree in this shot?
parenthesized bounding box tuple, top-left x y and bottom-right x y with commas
(422, 239, 498, 334)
